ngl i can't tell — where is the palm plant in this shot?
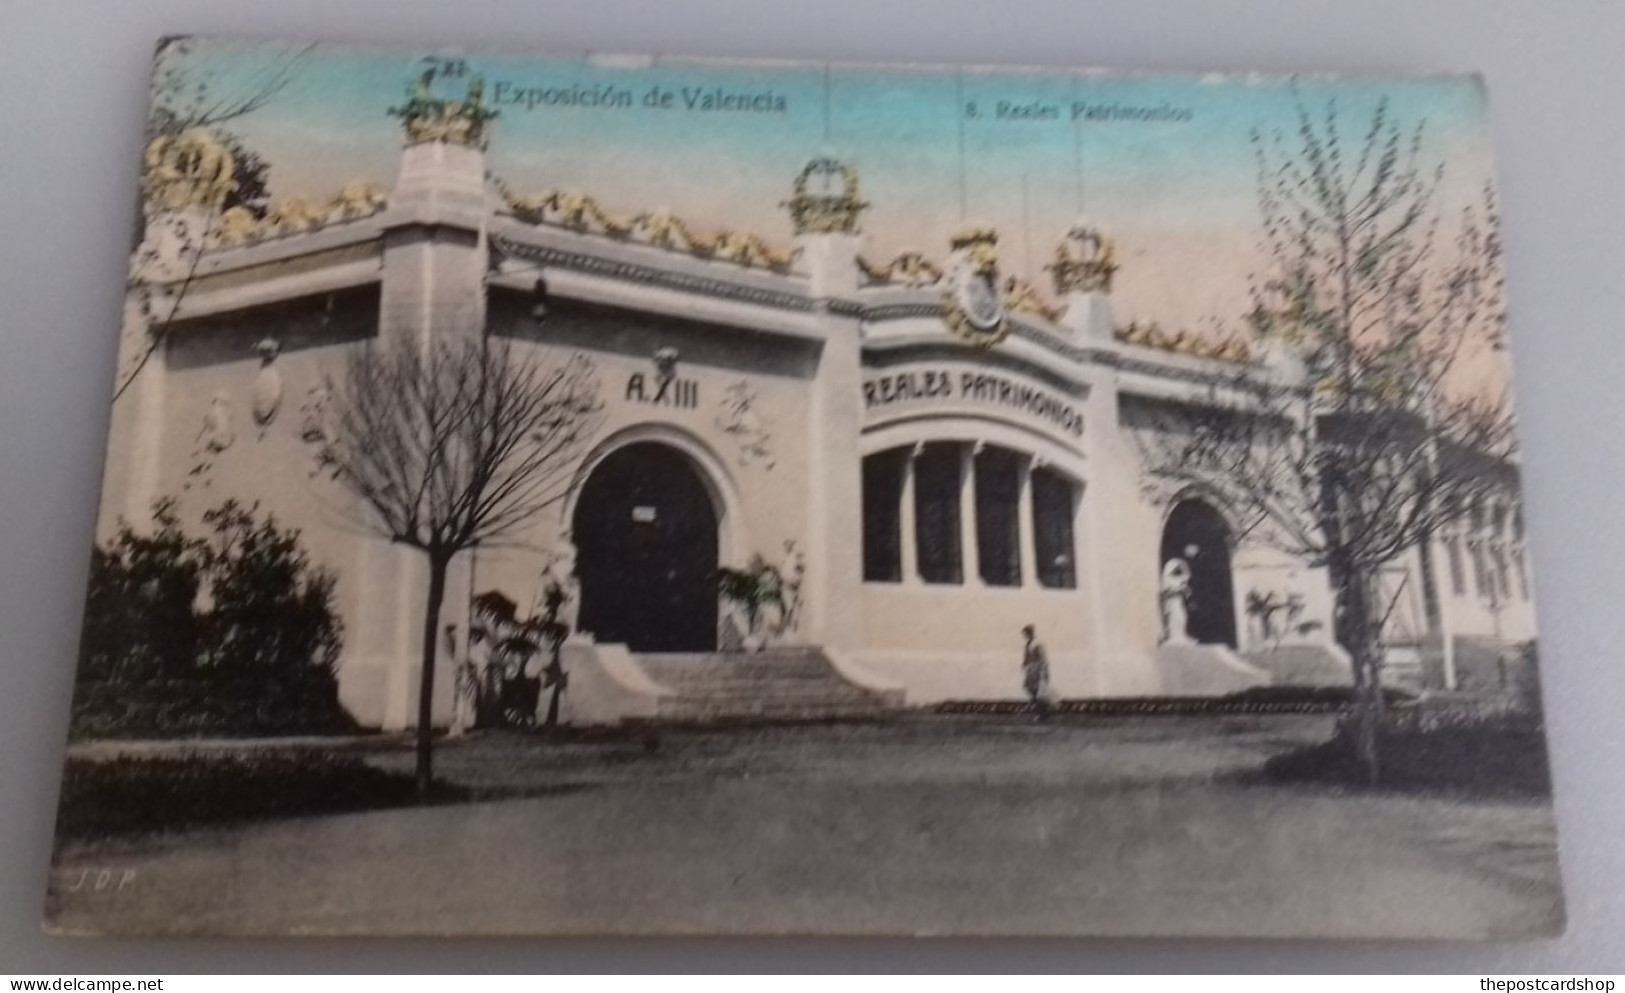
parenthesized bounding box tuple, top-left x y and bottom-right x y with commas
(468, 589, 567, 728)
(714, 555, 783, 651)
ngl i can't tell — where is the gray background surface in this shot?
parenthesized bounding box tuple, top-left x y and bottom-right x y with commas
(1, 0, 1621, 972)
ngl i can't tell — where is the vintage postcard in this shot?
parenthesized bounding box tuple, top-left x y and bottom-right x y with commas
(47, 37, 1561, 938)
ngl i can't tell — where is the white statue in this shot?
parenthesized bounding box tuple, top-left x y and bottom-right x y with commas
(547, 539, 581, 635)
(1160, 557, 1193, 644)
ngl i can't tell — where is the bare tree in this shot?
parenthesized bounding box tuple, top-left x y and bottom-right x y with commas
(1134, 96, 1516, 783)
(146, 37, 313, 191)
(314, 335, 602, 795)
(149, 36, 307, 130)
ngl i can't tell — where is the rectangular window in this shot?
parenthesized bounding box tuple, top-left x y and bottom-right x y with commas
(913, 443, 963, 585)
(861, 449, 906, 582)
(1032, 466, 1077, 589)
(1512, 508, 1530, 600)
(1446, 535, 1466, 597)
(975, 447, 1022, 587)
(1470, 539, 1492, 601)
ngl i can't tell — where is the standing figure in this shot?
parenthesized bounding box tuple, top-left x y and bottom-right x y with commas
(1160, 558, 1193, 644)
(446, 623, 477, 737)
(1021, 624, 1054, 720)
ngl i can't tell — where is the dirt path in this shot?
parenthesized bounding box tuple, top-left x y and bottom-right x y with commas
(46, 715, 1563, 939)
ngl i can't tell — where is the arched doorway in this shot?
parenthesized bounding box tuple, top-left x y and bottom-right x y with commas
(1160, 499, 1238, 648)
(573, 442, 719, 652)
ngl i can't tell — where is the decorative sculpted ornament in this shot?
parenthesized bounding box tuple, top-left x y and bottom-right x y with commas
(263, 196, 324, 236)
(216, 207, 261, 246)
(858, 250, 943, 288)
(783, 155, 868, 235)
(251, 338, 283, 434)
(141, 128, 237, 214)
(298, 383, 338, 477)
(634, 208, 680, 248)
(201, 393, 235, 454)
(330, 179, 387, 221)
(133, 210, 216, 282)
(653, 346, 680, 389)
(942, 225, 1009, 348)
(716, 380, 775, 469)
(388, 66, 498, 150)
(1049, 217, 1119, 295)
(298, 384, 331, 445)
(185, 392, 236, 490)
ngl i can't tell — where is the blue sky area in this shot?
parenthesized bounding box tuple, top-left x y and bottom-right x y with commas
(173, 39, 1499, 339)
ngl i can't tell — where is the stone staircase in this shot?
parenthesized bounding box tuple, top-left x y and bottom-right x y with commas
(1240, 643, 1354, 687)
(1156, 643, 1273, 695)
(1450, 635, 1530, 695)
(633, 647, 903, 723)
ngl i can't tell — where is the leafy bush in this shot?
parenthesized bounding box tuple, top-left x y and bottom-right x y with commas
(197, 500, 343, 678)
(1263, 702, 1552, 798)
(54, 752, 441, 840)
(70, 677, 354, 740)
(73, 499, 349, 738)
(79, 500, 206, 685)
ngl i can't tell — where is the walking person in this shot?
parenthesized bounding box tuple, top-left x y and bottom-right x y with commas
(1021, 624, 1054, 720)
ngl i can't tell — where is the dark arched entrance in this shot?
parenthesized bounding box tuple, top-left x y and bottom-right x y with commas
(1160, 499, 1238, 648)
(573, 442, 719, 652)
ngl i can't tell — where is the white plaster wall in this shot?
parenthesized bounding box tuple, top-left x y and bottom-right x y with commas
(1439, 537, 1539, 642)
(106, 287, 471, 730)
(858, 586, 1092, 701)
(470, 301, 821, 647)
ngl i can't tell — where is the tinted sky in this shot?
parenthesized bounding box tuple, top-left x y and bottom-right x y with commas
(173, 39, 1502, 347)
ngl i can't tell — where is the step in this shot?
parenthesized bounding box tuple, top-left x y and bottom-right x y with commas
(658, 699, 892, 720)
(661, 690, 884, 708)
(1240, 644, 1352, 687)
(646, 677, 880, 699)
(637, 673, 855, 692)
(636, 662, 845, 686)
(638, 652, 830, 667)
(653, 681, 881, 697)
(631, 647, 901, 723)
(637, 665, 837, 682)
(659, 691, 891, 709)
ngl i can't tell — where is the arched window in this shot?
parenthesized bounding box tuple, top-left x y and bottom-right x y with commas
(913, 444, 963, 585)
(975, 446, 1022, 587)
(1490, 504, 1512, 602)
(1032, 466, 1077, 589)
(1470, 538, 1492, 600)
(860, 442, 1080, 591)
(861, 449, 906, 582)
